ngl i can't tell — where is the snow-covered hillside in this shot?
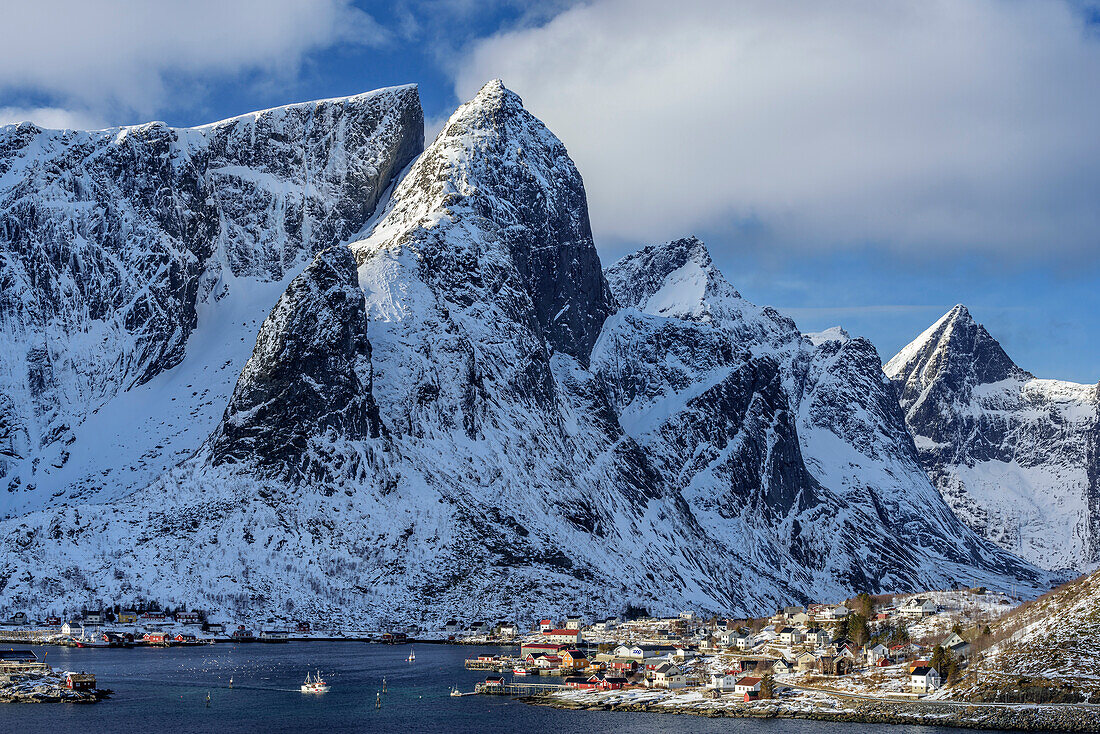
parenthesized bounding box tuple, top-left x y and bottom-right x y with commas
(886, 305, 1100, 572)
(0, 86, 423, 516)
(0, 81, 1052, 625)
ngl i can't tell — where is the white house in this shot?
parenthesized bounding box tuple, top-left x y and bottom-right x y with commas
(707, 672, 740, 691)
(444, 620, 460, 634)
(734, 633, 753, 650)
(615, 644, 671, 660)
(565, 615, 583, 630)
(941, 631, 971, 657)
(899, 598, 938, 617)
(910, 665, 941, 693)
(734, 676, 763, 694)
(61, 621, 81, 636)
(777, 627, 802, 646)
(543, 628, 582, 645)
(866, 643, 890, 665)
(649, 662, 686, 689)
(802, 628, 831, 647)
(822, 605, 850, 620)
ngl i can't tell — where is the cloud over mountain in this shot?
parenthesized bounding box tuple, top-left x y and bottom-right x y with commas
(455, 0, 1100, 262)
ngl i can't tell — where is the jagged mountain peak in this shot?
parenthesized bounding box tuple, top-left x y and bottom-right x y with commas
(606, 236, 741, 316)
(888, 305, 1099, 572)
(356, 79, 612, 364)
(885, 304, 1029, 391)
(805, 326, 851, 346)
(604, 237, 800, 356)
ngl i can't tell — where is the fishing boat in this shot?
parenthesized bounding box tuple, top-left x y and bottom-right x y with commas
(300, 670, 330, 693)
(406, 648, 415, 663)
(513, 666, 530, 676)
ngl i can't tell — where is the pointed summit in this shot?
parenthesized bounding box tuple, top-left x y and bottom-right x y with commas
(605, 237, 743, 320)
(886, 305, 1029, 427)
(885, 304, 1025, 388)
(358, 80, 612, 364)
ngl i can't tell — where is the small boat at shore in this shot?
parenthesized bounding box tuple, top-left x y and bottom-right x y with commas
(300, 670, 329, 693)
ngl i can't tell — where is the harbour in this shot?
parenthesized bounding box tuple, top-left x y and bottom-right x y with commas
(0, 641, 1028, 734)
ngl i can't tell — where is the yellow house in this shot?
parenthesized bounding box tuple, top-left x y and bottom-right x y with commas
(118, 610, 138, 624)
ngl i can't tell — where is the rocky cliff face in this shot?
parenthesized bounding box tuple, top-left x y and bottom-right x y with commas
(0, 82, 1051, 624)
(886, 306, 1100, 571)
(0, 86, 423, 514)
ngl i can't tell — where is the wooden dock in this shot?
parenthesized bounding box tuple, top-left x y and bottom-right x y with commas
(0, 629, 63, 644)
(475, 681, 565, 696)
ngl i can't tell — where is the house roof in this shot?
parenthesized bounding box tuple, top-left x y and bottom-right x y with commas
(911, 666, 937, 676)
(545, 629, 578, 636)
(738, 676, 762, 685)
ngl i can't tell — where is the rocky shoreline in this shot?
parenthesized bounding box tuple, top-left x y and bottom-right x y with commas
(525, 694, 1100, 732)
(0, 676, 108, 704)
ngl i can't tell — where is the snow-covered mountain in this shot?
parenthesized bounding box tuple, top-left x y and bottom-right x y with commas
(0, 81, 1051, 624)
(0, 86, 423, 516)
(885, 305, 1100, 572)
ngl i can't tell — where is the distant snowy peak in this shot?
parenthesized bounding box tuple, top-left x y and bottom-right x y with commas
(604, 237, 799, 352)
(805, 326, 851, 347)
(887, 306, 1100, 572)
(606, 236, 739, 316)
(885, 304, 1029, 395)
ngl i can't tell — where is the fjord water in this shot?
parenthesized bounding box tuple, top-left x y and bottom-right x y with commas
(1, 642, 1001, 734)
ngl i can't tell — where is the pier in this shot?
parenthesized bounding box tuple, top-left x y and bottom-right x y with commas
(474, 682, 565, 696)
(0, 629, 62, 644)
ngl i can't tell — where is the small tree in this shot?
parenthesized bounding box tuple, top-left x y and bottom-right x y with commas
(856, 592, 874, 618)
(760, 674, 776, 699)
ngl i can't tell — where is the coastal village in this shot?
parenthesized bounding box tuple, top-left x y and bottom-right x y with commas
(2, 582, 1098, 730)
(456, 589, 1010, 703)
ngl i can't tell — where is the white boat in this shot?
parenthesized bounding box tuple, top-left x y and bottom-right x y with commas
(406, 648, 415, 663)
(300, 670, 330, 693)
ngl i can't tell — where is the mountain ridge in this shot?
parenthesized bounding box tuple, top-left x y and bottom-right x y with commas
(0, 82, 1053, 624)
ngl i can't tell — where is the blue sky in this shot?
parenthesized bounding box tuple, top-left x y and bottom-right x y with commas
(1, 0, 1098, 382)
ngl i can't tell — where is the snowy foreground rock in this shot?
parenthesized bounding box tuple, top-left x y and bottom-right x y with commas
(886, 306, 1100, 572)
(0, 81, 1052, 624)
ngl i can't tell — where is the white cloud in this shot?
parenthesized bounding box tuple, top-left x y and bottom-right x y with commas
(0, 0, 384, 119)
(0, 106, 109, 130)
(455, 0, 1100, 260)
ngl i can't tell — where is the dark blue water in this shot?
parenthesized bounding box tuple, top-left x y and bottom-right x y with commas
(0, 642, 1002, 733)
